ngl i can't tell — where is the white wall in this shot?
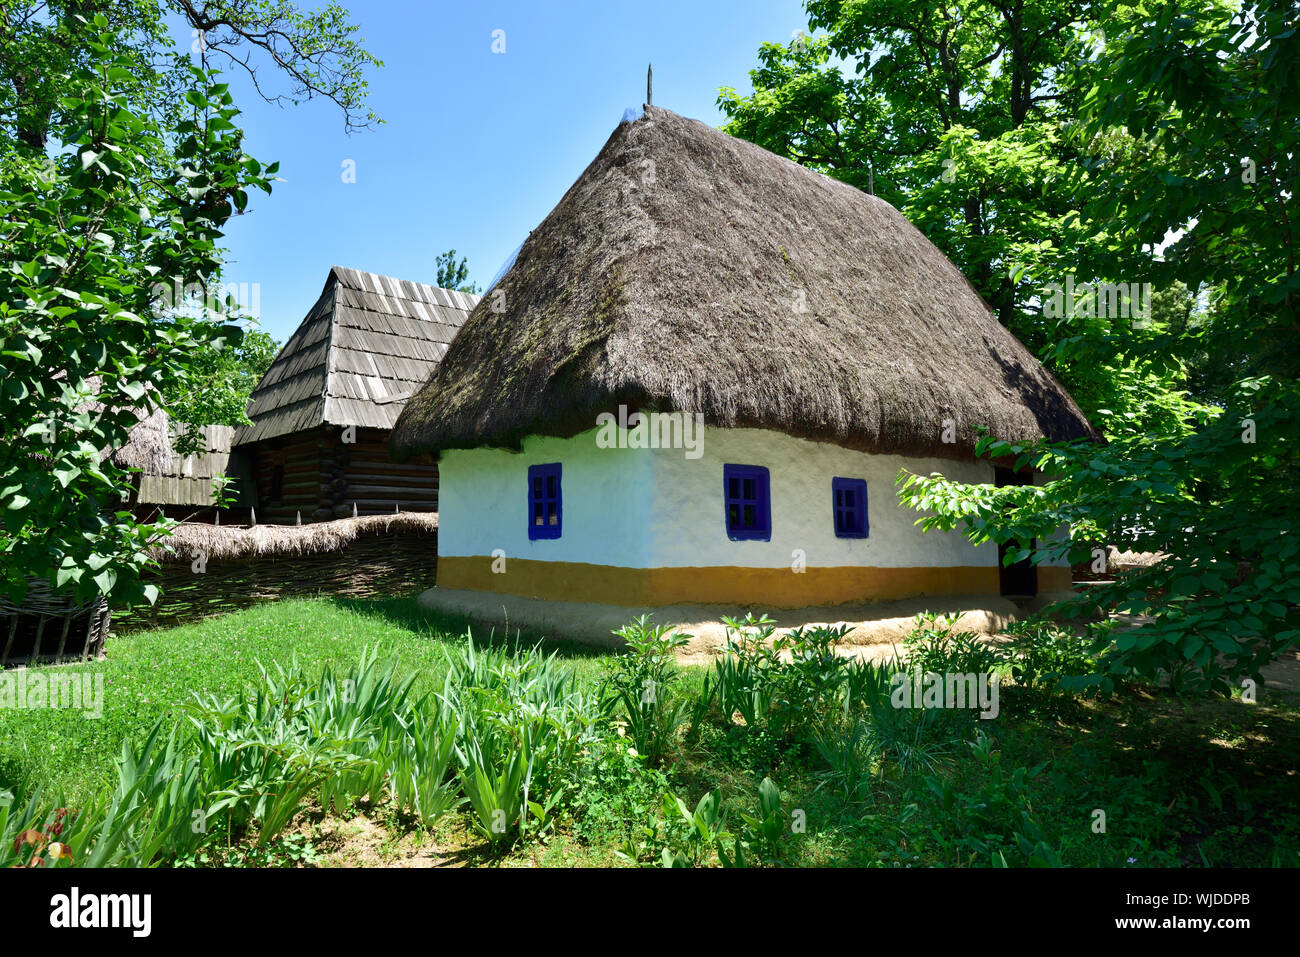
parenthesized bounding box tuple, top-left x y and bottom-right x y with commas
(437, 433, 656, 567)
(647, 427, 997, 569)
(439, 426, 998, 570)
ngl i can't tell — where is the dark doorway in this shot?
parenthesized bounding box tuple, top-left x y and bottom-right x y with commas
(995, 466, 1038, 597)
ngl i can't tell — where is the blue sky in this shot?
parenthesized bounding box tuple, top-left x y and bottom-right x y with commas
(197, 0, 810, 344)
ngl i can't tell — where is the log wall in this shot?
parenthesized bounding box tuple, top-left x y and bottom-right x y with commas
(243, 426, 439, 523)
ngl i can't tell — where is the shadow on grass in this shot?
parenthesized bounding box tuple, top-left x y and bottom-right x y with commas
(323, 592, 617, 663)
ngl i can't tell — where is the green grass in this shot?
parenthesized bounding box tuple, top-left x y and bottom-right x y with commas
(3, 598, 1298, 868)
(0, 594, 609, 805)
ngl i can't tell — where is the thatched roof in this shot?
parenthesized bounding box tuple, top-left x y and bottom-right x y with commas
(234, 266, 480, 446)
(391, 106, 1095, 461)
(149, 512, 437, 561)
(109, 404, 174, 473)
(84, 375, 171, 475)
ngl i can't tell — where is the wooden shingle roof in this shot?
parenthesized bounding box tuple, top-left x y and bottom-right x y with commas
(234, 266, 479, 446)
(136, 424, 249, 507)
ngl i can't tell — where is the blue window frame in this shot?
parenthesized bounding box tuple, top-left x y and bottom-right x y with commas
(528, 463, 562, 540)
(723, 464, 771, 541)
(832, 477, 868, 538)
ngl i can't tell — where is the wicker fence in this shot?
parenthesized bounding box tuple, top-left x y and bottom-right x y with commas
(1, 580, 111, 667)
(111, 513, 439, 634)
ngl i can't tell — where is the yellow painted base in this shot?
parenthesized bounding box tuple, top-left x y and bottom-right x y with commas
(436, 556, 1031, 608)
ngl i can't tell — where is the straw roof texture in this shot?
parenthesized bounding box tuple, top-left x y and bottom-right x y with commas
(392, 106, 1095, 462)
(149, 512, 438, 562)
(109, 404, 174, 473)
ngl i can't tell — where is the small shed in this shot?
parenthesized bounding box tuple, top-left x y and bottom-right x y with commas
(234, 266, 479, 523)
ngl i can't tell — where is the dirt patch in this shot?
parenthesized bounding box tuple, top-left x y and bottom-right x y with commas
(307, 810, 485, 868)
(418, 586, 1034, 661)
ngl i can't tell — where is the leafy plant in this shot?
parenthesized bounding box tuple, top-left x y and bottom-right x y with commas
(600, 615, 691, 765)
(921, 732, 1060, 867)
(739, 777, 786, 861)
(999, 617, 1109, 693)
(443, 634, 601, 844)
(903, 611, 999, 680)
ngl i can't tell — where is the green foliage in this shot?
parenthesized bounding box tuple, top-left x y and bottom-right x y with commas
(711, 614, 853, 740)
(624, 789, 747, 868)
(739, 776, 785, 860)
(920, 732, 1062, 867)
(0, 18, 278, 606)
(901, 611, 999, 679)
(600, 615, 691, 765)
(1, 0, 380, 609)
(1000, 617, 1110, 693)
(619, 778, 793, 868)
(896, 1, 1300, 693)
(442, 636, 602, 844)
(5, 605, 1300, 868)
(567, 737, 671, 846)
(434, 248, 480, 294)
(164, 328, 279, 426)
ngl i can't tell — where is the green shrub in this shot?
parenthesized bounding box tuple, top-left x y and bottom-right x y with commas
(599, 615, 691, 765)
(999, 617, 1110, 693)
(568, 736, 672, 845)
(712, 614, 852, 740)
(919, 732, 1062, 866)
(903, 611, 999, 679)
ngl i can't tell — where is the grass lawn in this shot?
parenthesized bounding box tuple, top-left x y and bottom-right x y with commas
(0, 595, 607, 806)
(2, 595, 1297, 867)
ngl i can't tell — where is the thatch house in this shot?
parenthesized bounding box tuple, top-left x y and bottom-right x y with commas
(391, 106, 1094, 609)
(130, 423, 256, 521)
(234, 266, 479, 523)
(95, 385, 247, 520)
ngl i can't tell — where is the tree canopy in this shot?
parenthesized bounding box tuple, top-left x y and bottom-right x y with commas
(726, 0, 1298, 692)
(0, 2, 379, 607)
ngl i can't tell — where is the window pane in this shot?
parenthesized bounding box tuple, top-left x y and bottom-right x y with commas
(729, 505, 740, 526)
(743, 505, 755, 527)
(547, 476, 556, 497)
(728, 477, 740, 499)
(743, 478, 755, 500)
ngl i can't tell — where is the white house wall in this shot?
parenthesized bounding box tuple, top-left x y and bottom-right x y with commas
(432, 425, 1067, 607)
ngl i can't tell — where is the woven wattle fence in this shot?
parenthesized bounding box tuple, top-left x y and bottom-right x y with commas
(112, 513, 439, 633)
(0, 580, 111, 667)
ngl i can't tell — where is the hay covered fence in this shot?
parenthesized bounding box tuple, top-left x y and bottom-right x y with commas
(114, 513, 439, 632)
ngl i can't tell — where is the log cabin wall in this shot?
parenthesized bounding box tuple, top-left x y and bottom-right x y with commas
(335, 427, 439, 518)
(248, 425, 439, 523)
(249, 427, 331, 524)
